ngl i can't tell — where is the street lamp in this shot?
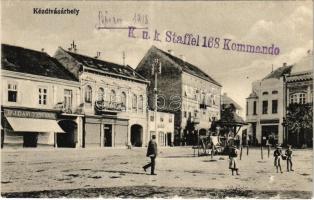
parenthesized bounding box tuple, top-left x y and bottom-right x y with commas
(152, 58, 161, 141)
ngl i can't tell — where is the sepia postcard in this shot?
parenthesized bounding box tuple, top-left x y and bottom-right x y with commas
(1, 0, 313, 198)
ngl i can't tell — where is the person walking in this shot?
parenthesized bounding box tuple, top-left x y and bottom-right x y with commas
(143, 135, 158, 175)
(274, 145, 283, 173)
(285, 145, 294, 172)
(229, 145, 239, 175)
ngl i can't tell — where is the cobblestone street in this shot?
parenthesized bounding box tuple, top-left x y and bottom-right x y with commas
(1, 147, 312, 198)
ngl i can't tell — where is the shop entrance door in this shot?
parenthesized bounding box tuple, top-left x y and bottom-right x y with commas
(261, 125, 278, 146)
(23, 132, 38, 147)
(104, 124, 112, 147)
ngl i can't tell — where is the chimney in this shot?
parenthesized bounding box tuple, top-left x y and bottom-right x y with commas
(69, 41, 77, 53)
(223, 92, 227, 96)
(95, 51, 101, 59)
(283, 62, 287, 67)
(41, 48, 45, 53)
(168, 49, 174, 55)
(122, 51, 126, 66)
(179, 54, 186, 62)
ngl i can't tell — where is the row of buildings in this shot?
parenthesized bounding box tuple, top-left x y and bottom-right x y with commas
(246, 52, 313, 147)
(1, 44, 222, 148)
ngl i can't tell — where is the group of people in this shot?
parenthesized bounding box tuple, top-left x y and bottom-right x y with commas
(228, 144, 294, 175)
(273, 144, 294, 173)
(142, 135, 294, 176)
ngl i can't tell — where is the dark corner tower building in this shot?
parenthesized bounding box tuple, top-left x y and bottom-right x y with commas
(136, 46, 222, 146)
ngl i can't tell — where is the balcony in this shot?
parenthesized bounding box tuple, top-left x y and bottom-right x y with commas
(95, 100, 126, 113)
(189, 116, 200, 124)
(54, 102, 82, 114)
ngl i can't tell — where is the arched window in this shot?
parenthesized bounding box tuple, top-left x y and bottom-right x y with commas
(132, 94, 137, 110)
(138, 95, 143, 111)
(110, 90, 116, 102)
(262, 91, 269, 95)
(121, 92, 127, 107)
(97, 87, 104, 101)
(85, 85, 92, 103)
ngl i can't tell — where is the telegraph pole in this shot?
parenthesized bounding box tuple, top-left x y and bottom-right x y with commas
(152, 58, 161, 140)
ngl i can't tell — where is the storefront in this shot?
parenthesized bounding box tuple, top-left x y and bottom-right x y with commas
(1, 107, 65, 148)
(84, 115, 129, 148)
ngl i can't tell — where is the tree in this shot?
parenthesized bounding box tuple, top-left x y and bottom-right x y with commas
(286, 103, 313, 147)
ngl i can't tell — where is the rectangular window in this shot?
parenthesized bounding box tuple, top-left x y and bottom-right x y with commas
(150, 115, 154, 122)
(272, 100, 278, 114)
(262, 101, 268, 114)
(253, 101, 257, 115)
(184, 111, 187, 118)
(299, 93, 306, 104)
(169, 116, 172, 123)
(38, 87, 48, 105)
(160, 116, 164, 122)
(64, 89, 72, 110)
(8, 83, 18, 102)
(246, 102, 248, 116)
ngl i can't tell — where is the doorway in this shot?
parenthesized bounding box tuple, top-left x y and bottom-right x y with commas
(104, 124, 112, 147)
(131, 124, 143, 147)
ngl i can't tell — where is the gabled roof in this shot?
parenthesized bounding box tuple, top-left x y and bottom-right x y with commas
(62, 48, 148, 82)
(151, 46, 222, 87)
(217, 112, 247, 126)
(263, 64, 293, 80)
(1, 44, 78, 81)
(221, 93, 242, 110)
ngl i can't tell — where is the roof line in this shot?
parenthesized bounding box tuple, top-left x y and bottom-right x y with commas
(152, 46, 222, 87)
(59, 47, 149, 83)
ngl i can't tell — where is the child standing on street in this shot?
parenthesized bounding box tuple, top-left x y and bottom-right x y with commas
(229, 145, 239, 175)
(285, 145, 294, 172)
(274, 145, 283, 173)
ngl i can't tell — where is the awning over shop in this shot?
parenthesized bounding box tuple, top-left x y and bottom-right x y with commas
(6, 117, 65, 133)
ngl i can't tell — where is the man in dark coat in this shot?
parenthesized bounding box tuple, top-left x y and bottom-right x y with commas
(143, 135, 158, 175)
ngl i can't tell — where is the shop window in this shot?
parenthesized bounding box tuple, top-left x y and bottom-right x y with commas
(64, 89, 72, 110)
(8, 82, 18, 102)
(262, 100, 268, 114)
(138, 95, 143, 111)
(272, 100, 278, 114)
(97, 87, 104, 101)
(38, 87, 47, 105)
(85, 85, 92, 103)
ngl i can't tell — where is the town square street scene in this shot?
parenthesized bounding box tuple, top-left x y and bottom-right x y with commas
(1, 1, 313, 198)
